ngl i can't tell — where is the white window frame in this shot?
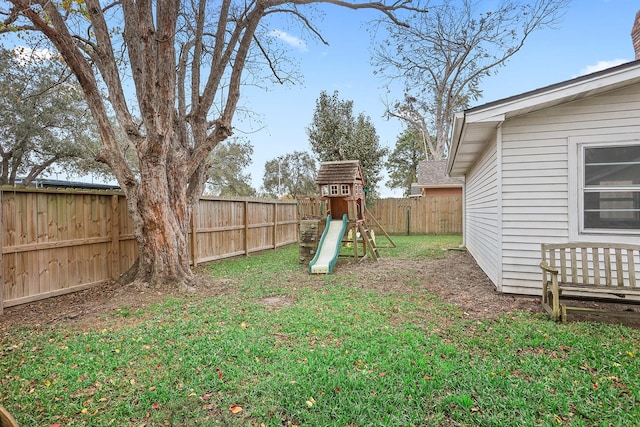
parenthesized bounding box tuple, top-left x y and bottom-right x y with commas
(329, 184, 339, 196)
(341, 184, 350, 195)
(571, 137, 640, 238)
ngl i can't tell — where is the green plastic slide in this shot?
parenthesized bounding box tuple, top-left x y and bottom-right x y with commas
(308, 214, 348, 274)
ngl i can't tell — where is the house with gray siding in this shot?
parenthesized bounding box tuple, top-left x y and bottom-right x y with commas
(447, 59, 640, 296)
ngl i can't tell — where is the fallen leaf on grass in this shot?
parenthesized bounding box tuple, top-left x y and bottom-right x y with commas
(152, 403, 160, 409)
(230, 404, 242, 414)
(305, 397, 316, 408)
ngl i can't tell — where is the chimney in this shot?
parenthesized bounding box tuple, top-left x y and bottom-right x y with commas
(633, 11, 640, 60)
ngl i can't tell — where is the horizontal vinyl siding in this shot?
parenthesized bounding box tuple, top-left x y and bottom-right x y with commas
(498, 83, 640, 295)
(465, 139, 499, 287)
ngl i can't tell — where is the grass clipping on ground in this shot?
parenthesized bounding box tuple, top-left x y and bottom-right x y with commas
(1, 236, 639, 426)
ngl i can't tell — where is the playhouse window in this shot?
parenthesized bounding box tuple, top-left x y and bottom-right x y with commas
(341, 184, 350, 195)
(582, 144, 640, 230)
(330, 185, 339, 195)
(321, 185, 329, 196)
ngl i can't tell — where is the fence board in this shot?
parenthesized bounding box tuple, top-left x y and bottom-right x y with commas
(1, 188, 298, 311)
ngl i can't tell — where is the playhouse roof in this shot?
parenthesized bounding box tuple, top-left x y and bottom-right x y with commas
(315, 160, 365, 185)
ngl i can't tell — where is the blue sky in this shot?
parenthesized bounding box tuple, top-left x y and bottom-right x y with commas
(237, 0, 640, 197)
(22, 0, 637, 195)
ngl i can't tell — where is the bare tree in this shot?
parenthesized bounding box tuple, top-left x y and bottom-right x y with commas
(0, 0, 423, 289)
(373, 0, 570, 160)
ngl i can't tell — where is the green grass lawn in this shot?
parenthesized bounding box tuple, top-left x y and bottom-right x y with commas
(1, 236, 639, 426)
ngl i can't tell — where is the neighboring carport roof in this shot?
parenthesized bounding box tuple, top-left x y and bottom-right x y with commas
(416, 160, 463, 187)
(447, 59, 640, 177)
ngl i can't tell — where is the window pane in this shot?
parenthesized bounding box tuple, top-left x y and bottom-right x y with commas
(585, 164, 640, 186)
(584, 145, 640, 186)
(584, 191, 640, 229)
(585, 145, 640, 164)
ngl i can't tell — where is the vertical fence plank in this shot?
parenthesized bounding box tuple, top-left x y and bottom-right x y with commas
(191, 206, 198, 268)
(0, 190, 3, 315)
(244, 200, 249, 256)
(273, 203, 277, 249)
(110, 195, 120, 280)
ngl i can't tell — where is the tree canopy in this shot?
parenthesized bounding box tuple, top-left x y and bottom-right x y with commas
(0, 47, 99, 185)
(262, 151, 317, 198)
(373, 0, 569, 160)
(307, 90, 387, 194)
(206, 140, 256, 197)
(386, 127, 426, 196)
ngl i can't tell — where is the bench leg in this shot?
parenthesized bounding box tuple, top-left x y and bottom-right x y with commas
(560, 304, 567, 323)
(550, 276, 561, 322)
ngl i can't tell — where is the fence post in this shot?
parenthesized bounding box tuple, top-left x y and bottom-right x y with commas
(273, 202, 278, 249)
(190, 204, 198, 268)
(110, 195, 120, 281)
(0, 189, 3, 315)
(244, 200, 249, 256)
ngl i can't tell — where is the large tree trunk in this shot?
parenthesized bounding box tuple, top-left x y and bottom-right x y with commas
(122, 129, 205, 289)
(132, 171, 193, 288)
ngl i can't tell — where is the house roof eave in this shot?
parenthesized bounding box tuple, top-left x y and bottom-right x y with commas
(447, 59, 640, 176)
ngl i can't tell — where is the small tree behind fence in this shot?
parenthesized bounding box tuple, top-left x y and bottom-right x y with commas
(0, 187, 297, 313)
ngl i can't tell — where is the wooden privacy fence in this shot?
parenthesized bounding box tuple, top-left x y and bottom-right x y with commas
(0, 187, 298, 313)
(367, 197, 462, 235)
(298, 196, 462, 235)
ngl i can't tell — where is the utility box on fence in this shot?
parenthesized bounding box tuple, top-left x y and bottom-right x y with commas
(299, 219, 321, 264)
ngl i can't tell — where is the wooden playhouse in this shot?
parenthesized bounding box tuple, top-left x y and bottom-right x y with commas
(305, 161, 382, 274)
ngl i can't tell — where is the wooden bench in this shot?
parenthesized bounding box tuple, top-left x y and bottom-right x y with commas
(540, 243, 640, 322)
(0, 405, 18, 427)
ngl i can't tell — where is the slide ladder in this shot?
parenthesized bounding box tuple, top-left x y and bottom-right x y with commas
(357, 222, 379, 261)
(309, 214, 348, 274)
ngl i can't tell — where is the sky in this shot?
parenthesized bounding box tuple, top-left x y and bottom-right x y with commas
(23, 0, 639, 196)
(234, 0, 640, 197)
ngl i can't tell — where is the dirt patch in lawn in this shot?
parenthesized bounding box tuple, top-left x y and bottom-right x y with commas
(1, 250, 639, 329)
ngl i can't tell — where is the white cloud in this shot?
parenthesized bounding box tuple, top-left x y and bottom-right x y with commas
(12, 46, 59, 64)
(577, 59, 629, 76)
(269, 30, 307, 52)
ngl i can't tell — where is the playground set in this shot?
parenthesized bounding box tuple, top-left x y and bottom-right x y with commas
(306, 160, 394, 274)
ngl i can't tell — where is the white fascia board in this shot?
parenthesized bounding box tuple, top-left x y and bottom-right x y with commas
(466, 66, 640, 123)
(447, 112, 466, 175)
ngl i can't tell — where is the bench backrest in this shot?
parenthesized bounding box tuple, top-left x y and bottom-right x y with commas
(541, 243, 640, 288)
